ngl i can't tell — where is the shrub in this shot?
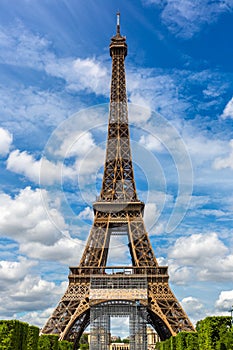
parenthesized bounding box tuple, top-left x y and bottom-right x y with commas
(58, 340, 74, 349)
(0, 320, 22, 349)
(197, 316, 231, 350)
(38, 334, 54, 350)
(26, 325, 39, 350)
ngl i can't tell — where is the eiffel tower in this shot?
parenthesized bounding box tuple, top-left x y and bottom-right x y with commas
(42, 13, 194, 349)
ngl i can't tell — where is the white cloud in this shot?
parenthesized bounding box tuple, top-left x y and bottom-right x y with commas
(0, 186, 67, 245)
(144, 203, 160, 231)
(0, 22, 50, 69)
(215, 290, 233, 311)
(0, 185, 86, 265)
(0, 257, 68, 321)
(0, 127, 13, 156)
(0, 23, 109, 99)
(0, 85, 72, 135)
(7, 149, 75, 185)
(221, 97, 233, 119)
(213, 139, 233, 170)
(168, 264, 192, 285)
(78, 206, 94, 221)
(18, 307, 55, 328)
(106, 236, 130, 265)
(0, 274, 68, 318)
(181, 296, 205, 321)
(7, 150, 41, 183)
(143, 0, 233, 38)
(45, 57, 109, 96)
(54, 131, 96, 158)
(73, 58, 108, 94)
(169, 232, 227, 263)
(139, 134, 163, 152)
(0, 257, 37, 290)
(168, 232, 233, 283)
(20, 236, 84, 266)
(74, 146, 105, 181)
(184, 133, 225, 164)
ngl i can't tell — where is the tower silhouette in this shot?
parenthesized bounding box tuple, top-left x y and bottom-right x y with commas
(42, 13, 194, 349)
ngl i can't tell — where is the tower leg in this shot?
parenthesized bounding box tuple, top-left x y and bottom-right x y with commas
(90, 305, 110, 350)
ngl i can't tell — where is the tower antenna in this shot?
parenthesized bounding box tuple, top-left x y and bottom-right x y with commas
(116, 11, 120, 34)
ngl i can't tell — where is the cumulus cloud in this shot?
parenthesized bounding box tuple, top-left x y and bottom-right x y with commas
(213, 139, 233, 170)
(181, 296, 206, 321)
(0, 127, 13, 156)
(139, 134, 163, 152)
(0, 184, 87, 264)
(0, 274, 67, 318)
(221, 97, 233, 119)
(20, 236, 84, 266)
(18, 308, 55, 328)
(7, 149, 75, 185)
(0, 257, 37, 290)
(215, 290, 233, 311)
(168, 232, 233, 284)
(143, 0, 233, 38)
(169, 232, 227, 263)
(0, 257, 69, 321)
(54, 131, 96, 158)
(0, 186, 67, 244)
(78, 206, 94, 221)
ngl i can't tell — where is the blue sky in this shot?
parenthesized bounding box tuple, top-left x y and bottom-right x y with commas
(0, 0, 233, 337)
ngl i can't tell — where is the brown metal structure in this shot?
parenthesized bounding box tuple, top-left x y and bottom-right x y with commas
(42, 13, 194, 348)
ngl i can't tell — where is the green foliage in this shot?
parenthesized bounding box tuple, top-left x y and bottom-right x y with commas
(0, 320, 23, 349)
(0, 320, 74, 350)
(216, 327, 233, 350)
(122, 338, 130, 343)
(1, 316, 233, 350)
(176, 332, 187, 350)
(49, 335, 59, 350)
(79, 344, 89, 350)
(197, 316, 231, 350)
(170, 336, 176, 350)
(58, 340, 74, 350)
(19, 322, 29, 350)
(185, 332, 198, 350)
(38, 334, 53, 350)
(26, 325, 39, 350)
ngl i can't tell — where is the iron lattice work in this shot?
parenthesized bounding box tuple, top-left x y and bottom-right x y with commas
(90, 301, 147, 350)
(42, 13, 195, 348)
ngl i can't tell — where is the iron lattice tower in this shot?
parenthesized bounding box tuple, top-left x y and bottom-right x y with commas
(42, 14, 194, 348)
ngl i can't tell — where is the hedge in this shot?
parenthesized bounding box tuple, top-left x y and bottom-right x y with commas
(26, 325, 39, 350)
(0, 320, 73, 350)
(38, 334, 59, 350)
(58, 340, 74, 350)
(1, 316, 233, 350)
(156, 332, 197, 350)
(0, 320, 28, 349)
(157, 316, 232, 350)
(37, 335, 74, 350)
(196, 316, 231, 350)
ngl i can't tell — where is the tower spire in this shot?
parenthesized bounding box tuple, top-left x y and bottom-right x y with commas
(116, 11, 120, 34)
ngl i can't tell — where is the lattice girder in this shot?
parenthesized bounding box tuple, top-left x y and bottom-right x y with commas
(42, 14, 195, 347)
(42, 282, 90, 336)
(148, 282, 194, 336)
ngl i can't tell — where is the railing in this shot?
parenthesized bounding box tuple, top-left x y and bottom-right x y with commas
(69, 265, 168, 277)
